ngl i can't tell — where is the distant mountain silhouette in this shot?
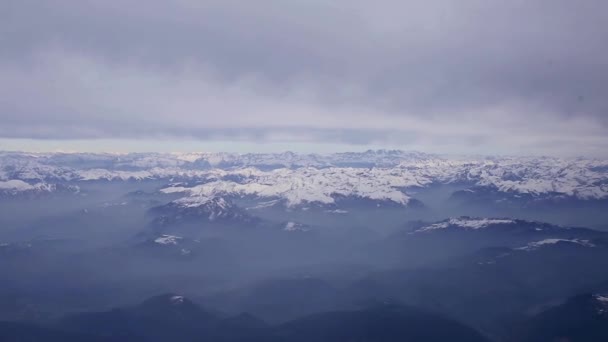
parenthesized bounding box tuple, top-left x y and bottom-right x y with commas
(0, 294, 490, 342)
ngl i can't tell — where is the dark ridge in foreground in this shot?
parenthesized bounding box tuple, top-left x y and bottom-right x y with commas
(0, 295, 489, 342)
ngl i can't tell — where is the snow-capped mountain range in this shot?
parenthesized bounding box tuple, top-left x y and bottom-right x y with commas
(0, 179, 79, 197)
(159, 168, 414, 208)
(1, 150, 607, 205)
(150, 195, 256, 226)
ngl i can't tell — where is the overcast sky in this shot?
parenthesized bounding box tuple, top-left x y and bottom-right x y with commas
(1, 0, 607, 156)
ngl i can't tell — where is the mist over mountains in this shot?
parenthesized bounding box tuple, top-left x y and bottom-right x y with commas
(3, 0, 608, 339)
(1, 150, 608, 341)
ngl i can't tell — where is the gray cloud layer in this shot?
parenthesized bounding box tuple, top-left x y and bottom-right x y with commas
(1, 0, 607, 155)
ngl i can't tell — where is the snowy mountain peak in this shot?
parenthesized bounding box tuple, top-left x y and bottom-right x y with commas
(415, 217, 516, 232)
(154, 235, 182, 245)
(0, 179, 38, 191)
(170, 295, 185, 305)
(2, 151, 608, 202)
(150, 195, 254, 225)
(596, 295, 608, 303)
(160, 168, 413, 209)
(0, 179, 79, 197)
(284, 221, 310, 232)
(173, 195, 231, 210)
(593, 294, 608, 314)
(517, 238, 596, 251)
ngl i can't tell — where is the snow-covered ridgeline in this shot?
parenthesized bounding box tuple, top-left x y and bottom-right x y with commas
(1, 151, 608, 200)
(414, 218, 516, 232)
(161, 167, 414, 207)
(172, 195, 231, 209)
(284, 222, 309, 232)
(154, 235, 182, 245)
(516, 238, 596, 251)
(0, 179, 42, 191)
(397, 157, 608, 199)
(0, 179, 79, 195)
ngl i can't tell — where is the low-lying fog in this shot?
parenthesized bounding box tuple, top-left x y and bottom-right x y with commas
(2, 180, 608, 341)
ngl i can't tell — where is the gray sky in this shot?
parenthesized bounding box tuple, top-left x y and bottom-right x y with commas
(1, 0, 607, 156)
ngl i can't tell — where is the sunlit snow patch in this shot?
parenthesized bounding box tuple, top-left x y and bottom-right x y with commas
(154, 235, 183, 245)
(284, 221, 309, 232)
(170, 295, 184, 305)
(415, 217, 515, 232)
(516, 238, 595, 251)
(594, 294, 608, 314)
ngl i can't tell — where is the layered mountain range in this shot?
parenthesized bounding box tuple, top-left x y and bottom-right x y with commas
(1, 151, 607, 210)
(2, 150, 608, 341)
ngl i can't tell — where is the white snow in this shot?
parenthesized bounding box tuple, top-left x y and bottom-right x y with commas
(169, 196, 238, 221)
(159, 185, 191, 194)
(415, 218, 515, 232)
(247, 199, 282, 210)
(0, 179, 59, 194)
(169, 152, 206, 163)
(154, 235, 182, 245)
(517, 238, 596, 251)
(594, 295, 608, 314)
(170, 295, 184, 304)
(284, 221, 309, 232)
(326, 209, 349, 214)
(173, 195, 220, 208)
(161, 167, 413, 208)
(0, 180, 35, 190)
(2, 152, 608, 202)
(596, 295, 608, 303)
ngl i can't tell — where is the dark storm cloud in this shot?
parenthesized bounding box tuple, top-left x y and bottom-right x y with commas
(1, 0, 607, 155)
